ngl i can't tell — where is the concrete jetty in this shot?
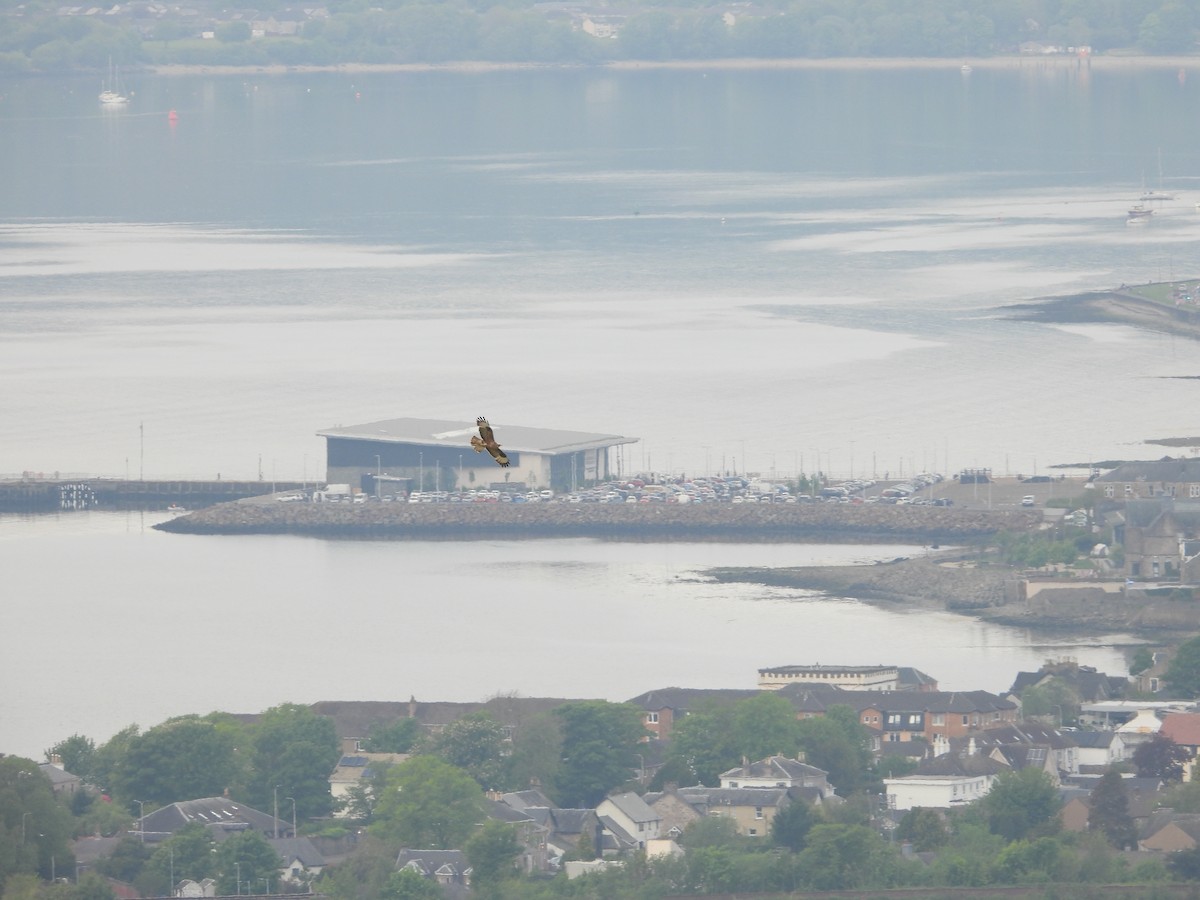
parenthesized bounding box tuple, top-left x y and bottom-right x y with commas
(0, 479, 308, 511)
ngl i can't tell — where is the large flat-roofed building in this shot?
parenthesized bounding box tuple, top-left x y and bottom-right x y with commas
(318, 417, 637, 494)
(758, 664, 900, 691)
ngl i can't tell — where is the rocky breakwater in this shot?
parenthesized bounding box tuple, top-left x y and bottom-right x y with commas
(707, 555, 1016, 612)
(152, 499, 1040, 541)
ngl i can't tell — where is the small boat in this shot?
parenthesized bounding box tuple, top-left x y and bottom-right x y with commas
(166, 504, 187, 514)
(1127, 204, 1153, 220)
(1140, 190, 1175, 202)
(99, 59, 128, 105)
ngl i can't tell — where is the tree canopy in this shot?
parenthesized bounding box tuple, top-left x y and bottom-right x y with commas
(553, 701, 646, 808)
(369, 756, 485, 850)
(1, 0, 1197, 74)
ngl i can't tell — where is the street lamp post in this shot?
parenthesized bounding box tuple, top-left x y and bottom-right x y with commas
(135, 800, 146, 842)
(235, 862, 241, 896)
(286, 797, 297, 837)
(21, 811, 30, 845)
(374, 455, 381, 498)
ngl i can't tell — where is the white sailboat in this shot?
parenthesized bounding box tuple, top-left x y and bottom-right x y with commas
(99, 59, 128, 105)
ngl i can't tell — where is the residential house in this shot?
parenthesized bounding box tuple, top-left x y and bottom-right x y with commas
(675, 786, 790, 838)
(328, 752, 408, 816)
(483, 797, 550, 873)
(1160, 712, 1200, 781)
(967, 723, 1080, 779)
(135, 797, 288, 844)
(1063, 773, 1163, 835)
(1007, 660, 1127, 705)
(718, 755, 834, 802)
(1058, 786, 1092, 832)
(175, 878, 217, 897)
(1072, 730, 1128, 773)
(642, 788, 705, 840)
(1099, 460, 1200, 503)
(269, 836, 326, 886)
(395, 849, 470, 890)
(624, 687, 758, 741)
(884, 752, 1007, 811)
(514, 807, 602, 861)
(595, 792, 661, 850)
(1140, 811, 1200, 852)
(38, 758, 83, 797)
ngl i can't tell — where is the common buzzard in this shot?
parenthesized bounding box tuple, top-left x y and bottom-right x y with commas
(470, 416, 510, 467)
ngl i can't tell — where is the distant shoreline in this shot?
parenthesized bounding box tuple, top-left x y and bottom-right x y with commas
(145, 54, 1200, 77)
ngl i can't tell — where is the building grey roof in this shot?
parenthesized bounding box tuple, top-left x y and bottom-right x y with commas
(914, 753, 1007, 777)
(485, 798, 541, 825)
(720, 755, 827, 783)
(138, 798, 285, 842)
(602, 791, 659, 825)
(676, 786, 789, 809)
(318, 417, 636, 454)
(395, 849, 469, 879)
(38, 763, 82, 787)
(759, 664, 897, 676)
(625, 686, 760, 713)
(1099, 459, 1200, 484)
(269, 837, 325, 868)
(1070, 730, 1118, 749)
(896, 667, 939, 690)
(499, 789, 554, 811)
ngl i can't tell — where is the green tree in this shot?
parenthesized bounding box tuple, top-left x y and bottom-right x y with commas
(111, 717, 237, 807)
(770, 798, 819, 852)
(0, 757, 76, 892)
(432, 713, 506, 789)
(90, 725, 139, 797)
(895, 807, 949, 851)
(379, 868, 443, 899)
(214, 830, 281, 895)
(1164, 635, 1200, 695)
(681, 815, 741, 849)
(795, 706, 871, 793)
(553, 701, 646, 807)
(248, 703, 340, 820)
(94, 834, 151, 883)
(500, 712, 561, 797)
(1087, 768, 1137, 849)
(667, 694, 801, 787)
(989, 835, 1066, 883)
(795, 823, 903, 890)
(1134, 732, 1190, 782)
(370, 756, 484, 850)
(314, 836, 397, 900)
(463, 820, 522, 897)
(44, 735, 96, 782)
(1130, 646, 1155, 676)
(978, 768, 1061, 842)
(362, 718, 421, 754)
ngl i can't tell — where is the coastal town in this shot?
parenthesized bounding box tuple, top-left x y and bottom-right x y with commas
(12, 449, 1200, 897)
(14, 654, 1200, 899)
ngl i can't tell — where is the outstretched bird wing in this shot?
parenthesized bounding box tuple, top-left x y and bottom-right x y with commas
(475, 417, 510, 466)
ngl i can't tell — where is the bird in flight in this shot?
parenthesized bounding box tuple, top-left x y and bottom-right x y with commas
(470, 416, 510, 467)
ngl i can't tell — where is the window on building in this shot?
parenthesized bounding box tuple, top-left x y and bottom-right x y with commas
(1191, 485, 1200, 498)
(1105, 485, 1114, 497)
(962, 715, 969, 725)
(646, 712, 659, 723)
(748, 828, 758, 836)
(887, 713, 901, 725)
(932, 713, 944, 726)
(755, 807, 764, 819)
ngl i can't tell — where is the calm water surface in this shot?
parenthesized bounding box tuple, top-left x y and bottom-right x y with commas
(0, 511, 1134, 759)
(0, 65, 1188, 757)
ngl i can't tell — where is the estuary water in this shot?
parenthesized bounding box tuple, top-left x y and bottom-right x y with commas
(0, 62, 1192, 757)
(0, 511, 1133, 760)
